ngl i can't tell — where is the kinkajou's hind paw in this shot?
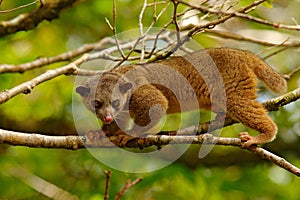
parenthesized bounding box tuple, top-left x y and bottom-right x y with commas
(239, 132, 256, 148)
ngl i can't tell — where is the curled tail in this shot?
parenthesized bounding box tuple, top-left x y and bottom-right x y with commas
(246, 51, 287, 95)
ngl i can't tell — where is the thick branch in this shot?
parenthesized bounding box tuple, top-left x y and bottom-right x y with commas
(1, 90, 299, 175)
(1, 77, 298, 149)
(1, 129, 299, 177)
(0, 0, 79, 38)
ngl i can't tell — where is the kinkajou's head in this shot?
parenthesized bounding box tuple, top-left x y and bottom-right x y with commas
(76, 72, 133, 124)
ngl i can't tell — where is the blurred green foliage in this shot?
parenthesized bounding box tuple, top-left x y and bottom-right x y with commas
(0, 0, 300, 199)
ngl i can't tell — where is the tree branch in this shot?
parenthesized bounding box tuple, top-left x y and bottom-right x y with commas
(230, 10, 300, 31)
(1, 128, 300, 177)
(178, 0, 268, 38)
(205, 29, 300, 48)
(0, 0, 79, 38)
(246, 146, 300, 176)
(176, 0, 300, 31)
(285, 65, 300, 80)
(1, 89, 300, 175)
(0, 33, 178, 105)
(0, 0, 40, 14)
(0, 37, 115, 74)
(114, 178, 143, 200)
(263, 88, 300, 111)
(104, 170, 112, 200)
(0, 62, 78, 104)
(148, 0, 268, 61)
(1, 0, 300, 179)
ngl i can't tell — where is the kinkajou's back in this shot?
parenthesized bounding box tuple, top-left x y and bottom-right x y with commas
(76, 48, 287, 147)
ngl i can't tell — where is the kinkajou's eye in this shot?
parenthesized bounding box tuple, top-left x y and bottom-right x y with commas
(91, 100, 102, 110)
(111, 99, 121, 110)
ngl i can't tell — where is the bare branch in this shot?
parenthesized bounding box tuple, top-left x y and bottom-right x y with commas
(246, 146, 300, 176)
(148, 0, 268, 61)
(104, 170, 112, 200)
(231, 11, 300, 31)
(114, 178, 143, 200)
(177, 0, 300, 32)
(285, 65, 300, 80)
(0, 37, 115, 74)
(263, 88, 300, 112)
(0, 33, 180, 105)
(138, 0, 148, 62)
(0, 0, 79, 37)
(171, 0, 181, 43)
(106, 0, 125, 61)
(0, 0, 40, 14)
(1, 0, 300, 180)
(1, 128, 300, 177)
(0, 63, 78, 105)
(185, 0, 267, 37)
(0, 128, 85, 149)
(261, 46, 290, 60)
(205, 29, 300, 48)
(113, 0, 171, 66)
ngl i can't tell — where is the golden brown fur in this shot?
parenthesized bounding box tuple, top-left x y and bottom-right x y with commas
(76, 48, 287, 147)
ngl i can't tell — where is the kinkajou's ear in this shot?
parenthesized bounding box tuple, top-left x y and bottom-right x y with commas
(119, 82, 133, 93)
(76, 86, 91, 97)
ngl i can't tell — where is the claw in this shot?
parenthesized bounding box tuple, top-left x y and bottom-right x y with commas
(239, 132, 255, 148)
(86, 129, 105, 141)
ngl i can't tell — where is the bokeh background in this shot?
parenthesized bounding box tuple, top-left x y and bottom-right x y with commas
(0, 0, 300, 199)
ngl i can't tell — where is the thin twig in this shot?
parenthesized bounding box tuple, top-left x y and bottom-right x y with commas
(171, 0, 181, 44)
(262, 46, 290, 60)
(186, 0, 267, 37)
(104, 170, 112, 200)
(285, 65, 300, 79)
(138, 0, 148, 62)
(112, 1, 171, 67)
(106, 0, 125, 60)
(114, 178, 143, 200)
(246, 146, 300, 176)
(205, 29, 300, 48)
(0, 34, 178, 106)
(232, 11, 300, 31)
(0, 37, 115, 74)
(0, 0, 40, 13)
(147, 0, 167, 7)
(149, 0, 268, 62)
(177, 0, 300, 31)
